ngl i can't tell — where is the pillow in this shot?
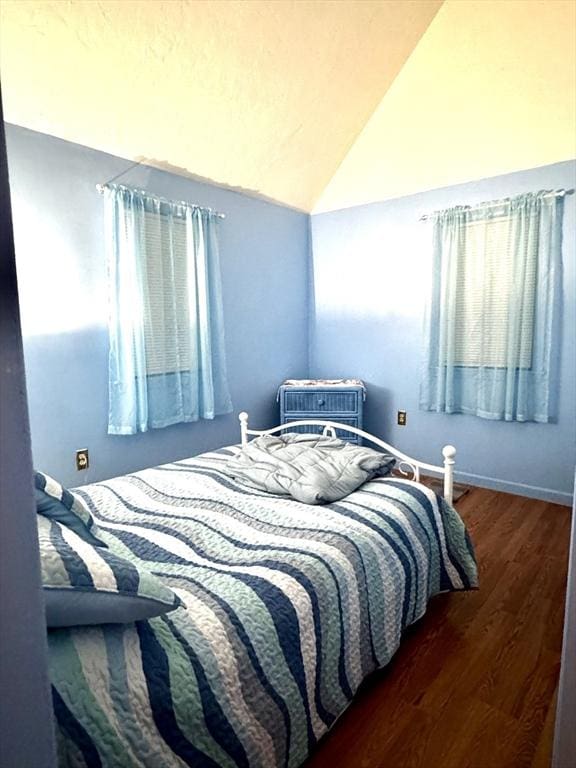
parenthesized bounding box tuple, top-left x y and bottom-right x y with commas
(37, 516, 181, 627)
(34, 471, 107, 547)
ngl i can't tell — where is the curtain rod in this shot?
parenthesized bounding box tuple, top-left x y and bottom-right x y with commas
(95, 182, 226, 219)
(419, 188, 574, 222)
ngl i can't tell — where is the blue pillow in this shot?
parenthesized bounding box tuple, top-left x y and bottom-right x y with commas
(37, 516, 181, 627)
(34, 471, 107, 548)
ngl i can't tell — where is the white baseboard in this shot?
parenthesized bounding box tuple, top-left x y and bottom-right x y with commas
(454, 470, 573, 507)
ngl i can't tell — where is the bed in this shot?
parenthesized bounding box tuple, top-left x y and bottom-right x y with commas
(43, 414, 478, 768)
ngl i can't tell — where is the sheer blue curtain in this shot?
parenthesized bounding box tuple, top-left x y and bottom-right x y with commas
(104, 184, 232, 434)
(420, 191, 563, 422)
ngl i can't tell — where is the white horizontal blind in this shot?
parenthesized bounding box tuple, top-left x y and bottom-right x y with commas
(141, 211, 192, 375)
(453, 213, 537, 368)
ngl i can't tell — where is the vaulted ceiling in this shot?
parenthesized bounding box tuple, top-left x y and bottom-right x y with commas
(1, 0, 574, 213)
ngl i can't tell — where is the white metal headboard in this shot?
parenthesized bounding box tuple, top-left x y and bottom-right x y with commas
(238, 412, 456, 505)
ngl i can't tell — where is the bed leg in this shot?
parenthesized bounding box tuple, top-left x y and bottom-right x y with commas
(239, 412, 249, 447)
(442, 445, 456, 505)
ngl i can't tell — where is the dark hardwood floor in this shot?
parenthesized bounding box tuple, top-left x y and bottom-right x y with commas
(305, 486, 571, 768)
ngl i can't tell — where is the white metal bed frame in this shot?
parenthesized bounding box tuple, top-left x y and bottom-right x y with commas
(238, 412, 456, 505)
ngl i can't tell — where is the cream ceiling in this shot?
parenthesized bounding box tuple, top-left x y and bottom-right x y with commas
(0, 0, 441, 211)
(0, 0, 574, 213)
(314, 0, 576, 212)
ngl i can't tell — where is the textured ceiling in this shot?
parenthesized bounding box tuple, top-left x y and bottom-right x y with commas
(0, 0, 441, 212)
(314, 0, 576, 212)
(0, 0, 574, 214)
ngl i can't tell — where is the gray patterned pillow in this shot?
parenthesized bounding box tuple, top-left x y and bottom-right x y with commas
(38, 516, 181, 627)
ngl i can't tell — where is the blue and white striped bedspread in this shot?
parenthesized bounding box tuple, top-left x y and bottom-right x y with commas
(49, 445, 478, 768)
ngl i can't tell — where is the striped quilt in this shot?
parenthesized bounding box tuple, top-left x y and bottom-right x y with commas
(49, 445, 478, 768)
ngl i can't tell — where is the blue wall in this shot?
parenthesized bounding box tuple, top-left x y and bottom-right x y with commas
(310, 161, 576, 505)
(6, 123, 575, 504)
(6, 125, 309, 487)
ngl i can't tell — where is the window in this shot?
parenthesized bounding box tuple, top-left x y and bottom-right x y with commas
(420, 191, 563, 422)
(104, 184, 232, 435)
(452, 212, 537, 369)
(141, 211, 191, 375)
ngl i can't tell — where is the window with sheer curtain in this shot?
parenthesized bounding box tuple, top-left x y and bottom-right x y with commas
(104, 184, 232, 435)
(140, 211, 192, 375)
(420, 191, 563, 422)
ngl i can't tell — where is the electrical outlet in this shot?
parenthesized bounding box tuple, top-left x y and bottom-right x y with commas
(76, 449, 89, 471)
(397, 410, 407, 426)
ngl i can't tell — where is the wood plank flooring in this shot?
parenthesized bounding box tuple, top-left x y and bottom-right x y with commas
(305, 486, 571, 768)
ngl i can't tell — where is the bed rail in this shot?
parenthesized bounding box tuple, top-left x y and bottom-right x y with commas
(238, 412, 456, 505)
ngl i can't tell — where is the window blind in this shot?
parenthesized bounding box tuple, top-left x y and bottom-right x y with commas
(452, 213, 537, 369)
(141, 212, 192, 376)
